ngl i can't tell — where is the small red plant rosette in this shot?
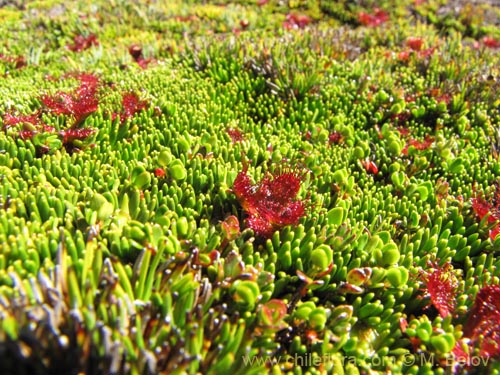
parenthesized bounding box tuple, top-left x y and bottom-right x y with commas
(464, 285, 500, 359)
(471, 182, 500, 240)
(419, 261, 458, 318)
(233, 164, 309, 238)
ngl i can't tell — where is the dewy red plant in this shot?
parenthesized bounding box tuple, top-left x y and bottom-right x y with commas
(482, 36, 500, 49)
(227, 127, 244, 143)
(233, 164, 307, 238)
(358, 8, 389, 27)
(41, 74, 100, 127)
(406, 37, 424, 51)
(283, 13, 311, 30)
(2, 73, 98, 153)
(420, 261, 458, 318)
(0, 53, 26, 69)
(67, 33, 99, 52)
(128, 44, 154, 69)
(471, 182, 500, 240)
(402, 135, 434, 155)
(59, 128, 95, 144)
(113, 92, 148, 123)
(2, 113, 40, 129)
(464, 285, 500, 359)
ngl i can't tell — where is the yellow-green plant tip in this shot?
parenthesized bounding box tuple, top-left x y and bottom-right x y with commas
(308, 244, 333, 275)
(158, 149, 172, 166)
(169, 160, 187, 181)
(352, 146, 365, 159)
(231, 280, 260, 311)
(430, 334, 455, 354)
(0, 2, 499, 374)
(133, 170, 152, 190)
(1, 316, 18, 340)
(376, 242, 400, 267)
(294, 301, 316, 321)
(175, 216, 189, 239)
(386, 267, 408, 287)
(309, 308, 328, 330)
(327, 207, 344, 226)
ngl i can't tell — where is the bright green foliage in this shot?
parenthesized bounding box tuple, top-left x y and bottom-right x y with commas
(1, 1, 500, 375)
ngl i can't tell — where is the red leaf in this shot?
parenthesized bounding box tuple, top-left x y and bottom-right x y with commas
(59, 128, 95, 144)
(328, 131, 343, 144)
(119, 92, 148, 122)
(128, 44, 154, 69)
(418, 47, 435, 59)
(42, 76, 100, 126)
(361, 159, 378, 175)
(67, 33, 99, 52)
(358, 8, 389, 27)
(154, 168, 166, 178)
(397, 50, 411, 62)
(18, 130, 36, 140)
(420, 261, 458, 318)
(283, 13, 311, 30)
(227, 127, 244, 143)
(406, 37, 423, 51)
(464, 285, 500, 359)
(483, 36, 500, 49)
(233, 166, 307, 238)
(3, 113, 40, 129)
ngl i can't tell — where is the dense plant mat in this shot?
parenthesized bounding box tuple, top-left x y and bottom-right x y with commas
(1, 0, 500, 374)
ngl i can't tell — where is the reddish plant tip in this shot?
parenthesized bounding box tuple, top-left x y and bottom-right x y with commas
(233, 166, 307, 238)
(358, 8, 389, 27)
(129, 44, 143, 60)
(361, 159, 378, 175)
(283, 13, 311, 30)
(221, 215, 240, 241)
(67, 33, 99, 52)
(406, 37, 424, 51)
(41, 77, 100, 126)
(471, 182, 500, 240)
(128, 44, 154, 69)
(227, 127, 244, 143)
(240, 19, 249, 30)
(115, 92, 148, 123)
(420, 261, 458, 318)
(328, 131, 343, 145)
(464, 285, 500, 359)
(483, 36, 500, 49)
(402, 135, 434, 155)
(3, 113, 40, 129)
(154, 168, 166, 178)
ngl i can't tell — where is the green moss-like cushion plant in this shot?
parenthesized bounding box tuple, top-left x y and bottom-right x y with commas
(1, 1, 500, 374)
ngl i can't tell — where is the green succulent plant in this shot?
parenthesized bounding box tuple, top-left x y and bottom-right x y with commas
(1, 0, 500, 374)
